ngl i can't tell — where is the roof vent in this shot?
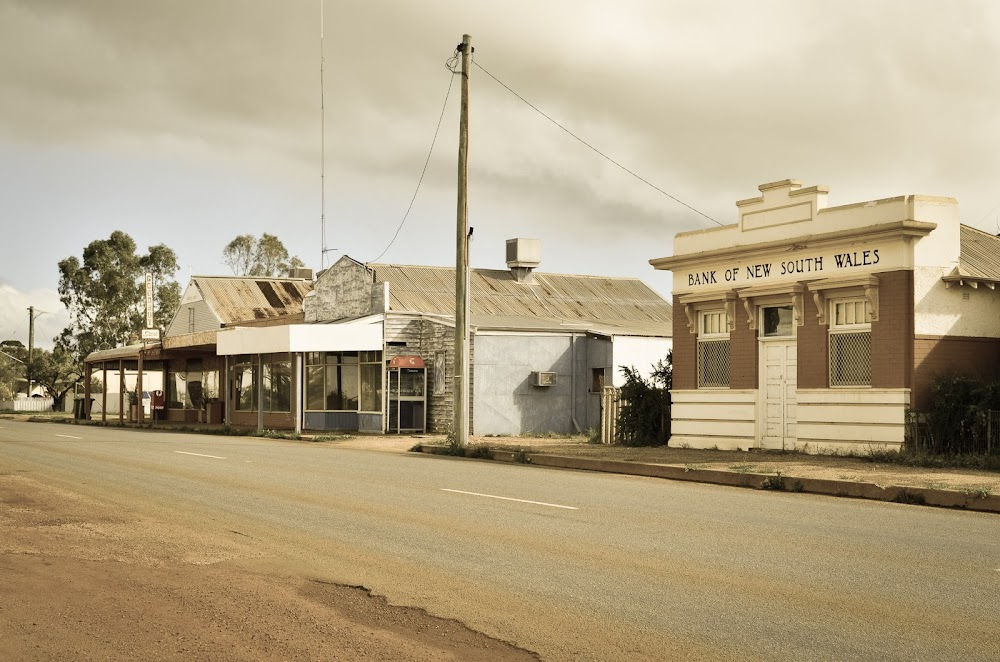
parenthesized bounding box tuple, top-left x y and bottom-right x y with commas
(506, 238, 540, 283)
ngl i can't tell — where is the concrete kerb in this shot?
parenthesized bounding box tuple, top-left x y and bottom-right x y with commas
(418, 446, 1000, 514)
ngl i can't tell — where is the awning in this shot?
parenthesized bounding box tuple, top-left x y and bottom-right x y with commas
(85, 343, 162, 363)
(216, 315, 384, 356)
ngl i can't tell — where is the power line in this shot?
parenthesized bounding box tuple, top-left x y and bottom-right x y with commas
(472, 60, 723, 227)
(370, 71, 457, 263)
(973, 200, 1000, 234)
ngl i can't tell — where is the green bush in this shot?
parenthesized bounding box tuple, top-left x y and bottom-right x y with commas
(912, 375, 1000, 455)
(616, 352, 671, 447)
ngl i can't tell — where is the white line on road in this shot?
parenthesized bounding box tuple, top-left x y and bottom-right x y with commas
(441, 488, 578, 510)
(174, 451, 226, 460)
(54, 434, 82, 440)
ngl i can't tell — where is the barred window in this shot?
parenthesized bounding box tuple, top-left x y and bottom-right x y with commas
(697, 309, 730, 388)
(829, 299, 871, 387)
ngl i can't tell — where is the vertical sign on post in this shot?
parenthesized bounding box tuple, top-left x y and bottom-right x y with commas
(139, 272, 153, 426)
(145, 272, 154, 329)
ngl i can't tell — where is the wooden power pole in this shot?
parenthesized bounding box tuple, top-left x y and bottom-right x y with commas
(453, 34, 472, 446)
(26, 306, 34, 396)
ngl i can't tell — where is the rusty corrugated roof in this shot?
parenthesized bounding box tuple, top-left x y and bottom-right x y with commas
(194, 276, 312, 325)
(958, 225, 1000, 281)
(368, 264, 672, 333)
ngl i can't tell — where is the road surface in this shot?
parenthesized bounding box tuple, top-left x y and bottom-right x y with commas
(2, 420, 999, 660)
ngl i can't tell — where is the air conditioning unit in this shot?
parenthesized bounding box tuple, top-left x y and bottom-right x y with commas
(531, 371, 557, 387)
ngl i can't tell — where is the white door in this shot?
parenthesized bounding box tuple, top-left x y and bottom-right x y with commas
(760, 340, 797, 450)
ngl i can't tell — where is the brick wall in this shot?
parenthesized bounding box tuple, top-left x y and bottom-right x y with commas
(871, 270, 913, 389)
(912, 335, 1000, 410)
(729, 299, 757, 389)
(798, 288, 828, 388)
(672, 295, 696, 390)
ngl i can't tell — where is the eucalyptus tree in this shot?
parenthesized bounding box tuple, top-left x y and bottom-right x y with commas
(222, 233, 303, 277)
(57, 230, 181, 361)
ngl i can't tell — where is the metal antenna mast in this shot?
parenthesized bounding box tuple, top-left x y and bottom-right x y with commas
(319, 0, 330, 269)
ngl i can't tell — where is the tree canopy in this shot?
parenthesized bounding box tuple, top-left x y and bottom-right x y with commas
(27, 346, 81, 410)
(222, 233, 303, 277)
(0, 344, 25, 401)
(57, 230, 181, 361)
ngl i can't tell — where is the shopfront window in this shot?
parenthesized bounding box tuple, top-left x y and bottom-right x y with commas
(262, 360, 291, 412)
(305, 351, 383, 413)
(167, 358, 218, 409)
(234, 358, 256, 411)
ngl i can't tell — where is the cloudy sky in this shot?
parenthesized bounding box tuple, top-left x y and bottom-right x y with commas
(2, 0, 999, 348)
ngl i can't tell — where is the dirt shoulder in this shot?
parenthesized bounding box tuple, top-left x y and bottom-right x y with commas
(0, 472, 538, 661)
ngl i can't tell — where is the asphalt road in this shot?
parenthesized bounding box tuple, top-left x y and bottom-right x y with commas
(2, 420, 999, 660)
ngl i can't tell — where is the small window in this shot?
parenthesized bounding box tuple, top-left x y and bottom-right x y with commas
(761, 306, 794, 337)
(829, 298, 871, 387)
(697, 309, 730, 388)
(833, 300, 870, 327)
(591, 368, 606, 392)
(700, 310, 726, 336)
(187, 307, 195, 333)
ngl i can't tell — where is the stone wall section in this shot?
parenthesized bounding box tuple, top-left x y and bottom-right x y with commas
(305, 258, 381, 322)
(383, 316, 473, 434)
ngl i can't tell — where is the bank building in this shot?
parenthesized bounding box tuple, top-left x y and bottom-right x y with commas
(651, 179, 1000, 452)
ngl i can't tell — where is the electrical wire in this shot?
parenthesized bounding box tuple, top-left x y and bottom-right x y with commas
(973, 200, 1000, 234)
(369, 70, 456, 263)
(472, 60, 723, 227)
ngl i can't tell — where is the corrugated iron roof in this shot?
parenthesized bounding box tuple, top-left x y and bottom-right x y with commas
(368, 264, 672, 332)
(194, 276, 312, 325)
(958, 225, 1000, 281)
(85, 343, 159, 363)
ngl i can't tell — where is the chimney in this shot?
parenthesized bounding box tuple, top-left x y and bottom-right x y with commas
(288, 267, 314, 281)
(506, 238, 540, 283)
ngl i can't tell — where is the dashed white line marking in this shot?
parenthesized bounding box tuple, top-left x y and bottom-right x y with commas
(174, 451, 226, 460)
(441, 488, 578, 510)
(54, 434, 82, 440)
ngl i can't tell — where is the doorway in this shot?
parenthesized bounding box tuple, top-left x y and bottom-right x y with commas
(758, 305, 797, 450)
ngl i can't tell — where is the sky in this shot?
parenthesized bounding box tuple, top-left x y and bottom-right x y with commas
(2, 0, 999, 349)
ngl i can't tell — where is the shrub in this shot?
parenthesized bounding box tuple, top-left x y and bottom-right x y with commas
(911, 375, 1000, 455)
(467, 444, 494, 459)
(616, 352, 671, 446)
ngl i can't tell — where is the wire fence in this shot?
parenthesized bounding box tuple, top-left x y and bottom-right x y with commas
(905, 410, 1000, 455)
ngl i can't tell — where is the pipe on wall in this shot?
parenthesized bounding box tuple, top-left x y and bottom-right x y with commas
(570, 334, 581, 433)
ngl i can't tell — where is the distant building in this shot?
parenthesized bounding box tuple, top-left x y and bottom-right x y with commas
(218, 239, 673, 435)
(84, 275, 312, 424)
(651, 180, 1000, 452)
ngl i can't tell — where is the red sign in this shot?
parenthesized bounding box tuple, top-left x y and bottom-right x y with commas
(388, 355, 425, 368)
